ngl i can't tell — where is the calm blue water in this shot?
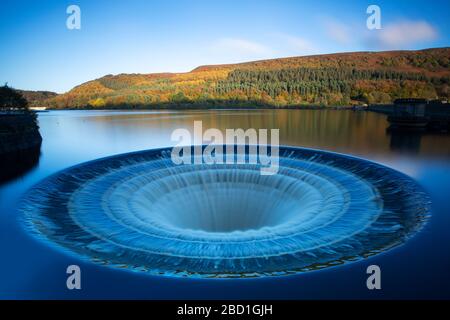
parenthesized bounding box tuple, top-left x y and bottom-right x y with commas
(1, 109, 450, 299)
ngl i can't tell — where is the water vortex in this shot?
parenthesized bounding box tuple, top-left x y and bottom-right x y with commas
(20, 146, 430, 278)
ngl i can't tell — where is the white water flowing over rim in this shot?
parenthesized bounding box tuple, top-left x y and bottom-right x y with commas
(19, 146, 431, 278)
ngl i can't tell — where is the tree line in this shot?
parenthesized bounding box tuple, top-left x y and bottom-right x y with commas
(215, 67, 448, 105)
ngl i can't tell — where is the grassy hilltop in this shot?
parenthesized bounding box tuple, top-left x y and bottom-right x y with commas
(40, 48, 450, 109)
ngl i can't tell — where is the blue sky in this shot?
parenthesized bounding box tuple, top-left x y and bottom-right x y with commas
(1, 0, 449, 93)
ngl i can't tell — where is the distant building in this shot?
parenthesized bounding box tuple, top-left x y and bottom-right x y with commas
(388, 99, 429, 128)
(29, 106, 47, 111)
(387, 98, 450, 130)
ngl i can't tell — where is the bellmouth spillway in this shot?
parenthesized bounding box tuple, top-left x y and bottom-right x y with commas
(19, 146, 430, 278)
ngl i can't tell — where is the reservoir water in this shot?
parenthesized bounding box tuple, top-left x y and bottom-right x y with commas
(1, 109, 450, 299)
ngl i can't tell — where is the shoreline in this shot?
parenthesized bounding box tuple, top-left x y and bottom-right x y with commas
(0, 112, 42, 155)
(42, 105, 362, 112)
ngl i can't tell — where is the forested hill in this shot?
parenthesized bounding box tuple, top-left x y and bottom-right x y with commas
(41, 48, 450, 109)
(17, 90, 58, 108)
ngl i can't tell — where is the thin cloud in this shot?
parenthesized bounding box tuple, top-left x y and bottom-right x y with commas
(273, 33, 318, 55)
(375, 21, 438, 47)
(321, 18, 439, 50)
(324, 20, 352, 45)
(211, 38, 272, 55)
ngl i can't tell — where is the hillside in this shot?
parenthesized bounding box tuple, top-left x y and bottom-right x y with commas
(17, 90, 58, 108)
(40, 48, 450, 109)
